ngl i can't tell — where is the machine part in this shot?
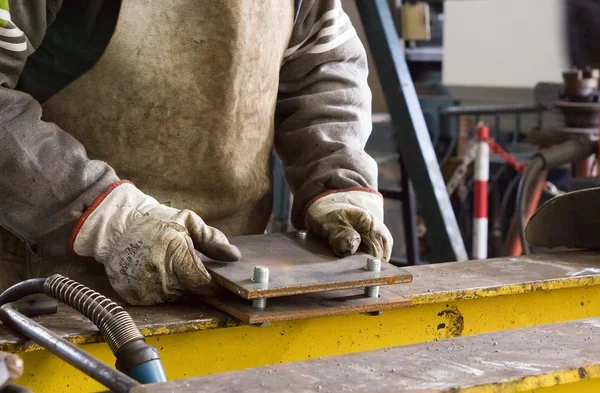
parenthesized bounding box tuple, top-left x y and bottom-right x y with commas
(252, 266, 269, 309)
(357, 0, 468, 263)
(555, 101, 600, 128)
(517, 137, 597, 254)
(0, 301, 140, 393)
(562, 68, 599, 102)
(43, 275, 167, 383)
(440, 103, 545, 117)
(295, 230, 308, 240)
(364, 257, 382, 298)
(472, 125, 490, 260)
(202, 233, 412, 300)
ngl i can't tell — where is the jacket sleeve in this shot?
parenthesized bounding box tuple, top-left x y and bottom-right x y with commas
(0, 0, 119, 257)
(274, 0, 379, 228)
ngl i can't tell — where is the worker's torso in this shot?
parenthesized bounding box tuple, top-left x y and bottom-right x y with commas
(1, 0, 295, 292)
(42, 0, 294, 235)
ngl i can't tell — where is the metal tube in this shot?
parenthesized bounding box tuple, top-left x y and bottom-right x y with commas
(441, 104, 544, 116)
(0, 303, 140, 393)
(472, 125, 490, 259)
(502, 171, 548, 256)
(0, 279, 46, 306)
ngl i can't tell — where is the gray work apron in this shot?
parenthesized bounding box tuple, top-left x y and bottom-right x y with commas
(1, 0, 294, 293)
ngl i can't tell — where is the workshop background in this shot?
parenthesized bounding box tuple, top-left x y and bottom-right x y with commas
(272, 0, 591, 265)
(6, 1, 600, 392)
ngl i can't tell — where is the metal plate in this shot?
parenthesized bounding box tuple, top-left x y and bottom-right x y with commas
(200, 233, 413, 300)
(203, 287, 410, 324)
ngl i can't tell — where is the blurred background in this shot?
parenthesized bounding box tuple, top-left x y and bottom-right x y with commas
(271, 0, 599, 266)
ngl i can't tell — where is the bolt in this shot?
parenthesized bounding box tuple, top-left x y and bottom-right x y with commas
(296, 230, 309, 240)
(252, 266, 269, 309)
(364, 257, 381, 298)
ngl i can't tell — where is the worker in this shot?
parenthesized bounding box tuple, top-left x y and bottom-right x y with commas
(0, 1, 392, 305)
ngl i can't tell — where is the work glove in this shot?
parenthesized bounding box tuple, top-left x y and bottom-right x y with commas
(71, 181, 240, 305)
(305, 189, 393, 262)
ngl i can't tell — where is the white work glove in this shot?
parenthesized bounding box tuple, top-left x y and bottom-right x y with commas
(305, 190, 393, 262)
(71, 182, 240, 305)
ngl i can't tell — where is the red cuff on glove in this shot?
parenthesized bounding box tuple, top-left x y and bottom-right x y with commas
(68, 180, 133, 252)
(299, 186, 383, 226)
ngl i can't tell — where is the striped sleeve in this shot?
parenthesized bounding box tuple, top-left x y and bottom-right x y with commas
(0, 0, 119, 258)
(274, 0, 379, 228)
(0, 4, 27, 54)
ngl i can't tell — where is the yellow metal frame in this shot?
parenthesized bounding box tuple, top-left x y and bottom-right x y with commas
(14, 282, 600, 393)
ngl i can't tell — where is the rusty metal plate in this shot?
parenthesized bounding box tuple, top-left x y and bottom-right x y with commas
(200, 233, 412, 300)
(203, 287, 411, 324)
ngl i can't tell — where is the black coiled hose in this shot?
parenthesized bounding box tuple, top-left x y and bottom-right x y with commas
(0, 274, 166, 388)
(44, 274, 144, 353)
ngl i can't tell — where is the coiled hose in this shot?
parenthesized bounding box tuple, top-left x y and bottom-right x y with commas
(0, 274, 167, 388)
(44, 275, 143, 354)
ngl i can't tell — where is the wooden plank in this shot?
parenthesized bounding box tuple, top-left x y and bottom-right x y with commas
(130, 317, 600, 393)
(203, 288, 411, 324)
(201, 233, 412, 300)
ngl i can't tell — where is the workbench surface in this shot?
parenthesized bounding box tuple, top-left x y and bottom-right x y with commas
(2, 250, 600, 352)
(131, 316, 600, 393)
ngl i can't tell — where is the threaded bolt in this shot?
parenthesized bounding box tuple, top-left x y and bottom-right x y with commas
(364, 257, 381, 298)
(296, 230, 309, 240)
(252, 266, 269, 309)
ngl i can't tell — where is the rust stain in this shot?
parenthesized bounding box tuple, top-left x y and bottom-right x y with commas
(437, 305, 464, 337)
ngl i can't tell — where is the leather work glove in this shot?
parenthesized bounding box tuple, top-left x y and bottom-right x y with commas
(71, 181, 240, 305)
(305, 189, 393, 262)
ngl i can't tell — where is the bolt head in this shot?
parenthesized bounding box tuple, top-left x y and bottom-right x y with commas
(366, 257, 382, 272)
(296, 230, 309, 240)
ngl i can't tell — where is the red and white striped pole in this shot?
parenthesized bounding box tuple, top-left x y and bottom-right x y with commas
(472, 124, 490, 259)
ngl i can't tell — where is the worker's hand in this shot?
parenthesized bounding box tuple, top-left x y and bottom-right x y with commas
(305, 190, 393, 262)
(70, 181, 240, 305)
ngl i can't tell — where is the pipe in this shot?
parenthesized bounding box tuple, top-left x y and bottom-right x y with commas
(503, 171, 547, 256)
(472, 124, 490, 259)
(0, 275, 167, 385)
(516, 159, 545, 254)
(515, 136, 597, 255)
(0, 302, 139, 393)
(441, 103, 544, 117)
(0, 279, 46, 306)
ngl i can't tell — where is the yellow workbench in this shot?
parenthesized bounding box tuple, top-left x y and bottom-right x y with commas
(2, 251, 600, 392)
(131, 316, 600, 393)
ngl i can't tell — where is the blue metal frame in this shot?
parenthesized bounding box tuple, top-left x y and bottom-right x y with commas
(356, 0, 467, 262)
